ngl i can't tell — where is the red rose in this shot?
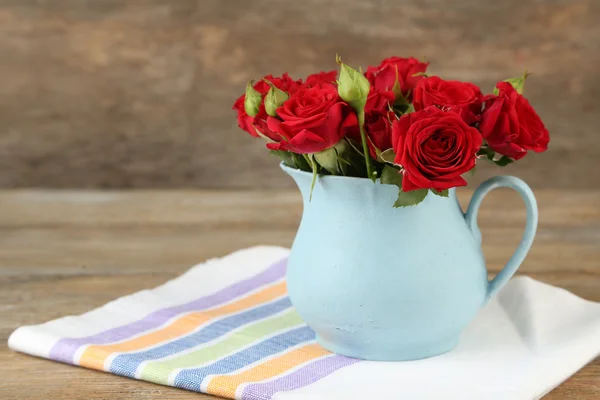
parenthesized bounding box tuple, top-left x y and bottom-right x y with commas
(365, 110, 395, 156)
(413, 76, 483, 125)
(347, 88, 395, 157)
(232, 73, 302, 139)
(365, 56, 428, 100)
(392, 107, 482, 191)
(304, 70, 338, 88)
(365, 88, 395, 113)
(479, 82, 549, 160)
(266, 85, 357, 154)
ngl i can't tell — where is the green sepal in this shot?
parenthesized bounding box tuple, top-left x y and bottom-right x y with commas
(411, 71, 429, 78)
(431, 189, 449, 197)
(494, 70, 530, 95)
(391, 66, 404, 99)
(244, 81, 262, 117)
(254, 127, 276, 143)
(379, 148, 397, 165)
(394, 188, 428, 208)
(264, 80, 289, 117)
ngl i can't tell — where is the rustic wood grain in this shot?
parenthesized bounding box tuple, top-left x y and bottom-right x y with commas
(0, 189, 599, 399)
(0, 0, 599, 189)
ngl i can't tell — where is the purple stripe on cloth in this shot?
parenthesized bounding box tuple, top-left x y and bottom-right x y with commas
(240, 354, 360, 400)
(49, 257, 287, 364)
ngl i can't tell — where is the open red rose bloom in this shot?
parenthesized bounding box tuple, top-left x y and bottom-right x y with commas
(233, 56, 549, 207)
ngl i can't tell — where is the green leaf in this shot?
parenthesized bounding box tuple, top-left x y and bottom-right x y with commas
(379, 148, 397, 164)
(244, 81, 262, 117)
(494, 155, 514, 167)
(393, 189, 428, 208)
(380, 165, 403, 187)
(263, 80, 289, 117)
(477, 146, 495, 161)
(314, 141, 349, 175)
(270, 150, 295, 167)
(291, 153, 311, 171)
(345, 138, 364, 156)
(430, 189, 449, 197)
(479, 146, 514, 167)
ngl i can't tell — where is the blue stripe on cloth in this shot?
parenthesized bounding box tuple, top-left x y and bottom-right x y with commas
(173, 325, 315, 391)
(109, 297, 292, 377)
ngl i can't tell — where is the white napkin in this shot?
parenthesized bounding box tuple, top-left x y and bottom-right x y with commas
(8, 246, 600, 400)
(284, 275, 600, 400)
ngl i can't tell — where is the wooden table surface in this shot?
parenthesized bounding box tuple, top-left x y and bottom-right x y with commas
(0, 189, 598, 399)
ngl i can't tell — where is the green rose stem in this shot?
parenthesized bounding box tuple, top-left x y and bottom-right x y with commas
(308, 154, 317, 201)
(336, 56, 375, 181)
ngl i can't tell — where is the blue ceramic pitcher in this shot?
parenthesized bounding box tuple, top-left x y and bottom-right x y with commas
(282, 163, 538, 361)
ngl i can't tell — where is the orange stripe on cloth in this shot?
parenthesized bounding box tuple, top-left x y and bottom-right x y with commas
(78, 281, 287, 371)
(206, 343, 329, 398)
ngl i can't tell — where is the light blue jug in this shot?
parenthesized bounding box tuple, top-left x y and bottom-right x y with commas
(282, 163, 538, 361)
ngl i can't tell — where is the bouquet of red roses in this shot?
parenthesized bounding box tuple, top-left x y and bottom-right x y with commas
(233, 56, 549, 207)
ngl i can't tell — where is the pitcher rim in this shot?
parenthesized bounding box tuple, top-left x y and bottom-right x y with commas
(280, 162, 459, 196)
(280, 162, 390, 184)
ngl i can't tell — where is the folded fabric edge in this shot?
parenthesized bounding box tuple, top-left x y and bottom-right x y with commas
(7, 245, 291, 358)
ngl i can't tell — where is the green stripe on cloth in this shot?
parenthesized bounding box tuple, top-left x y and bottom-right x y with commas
(140, 309, 304, 385)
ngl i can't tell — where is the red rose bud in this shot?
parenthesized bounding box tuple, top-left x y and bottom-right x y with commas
(337, 61, 370, 111)
(413, 76, 483, 125)
(264, 81, 289, 117)
(495, 71, 530, 95)
(365, 56, 428, 100)
(232, 73, 302, 138)
(347, 109, 394, 158)
(244, 81, 262, 117)
(304, 70, 338, 88)
(365, 88, 395, 113)
(392, 107, 482, 192)
(480, 82, 549, 160)
(233, 94, 258, 137)
(266, 85, 357, 154)
(366, 111, 395, 156)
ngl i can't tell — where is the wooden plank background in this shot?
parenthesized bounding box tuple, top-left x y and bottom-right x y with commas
(0, 0, 599, 189)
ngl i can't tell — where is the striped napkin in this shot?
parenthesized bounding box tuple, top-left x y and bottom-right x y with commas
(9, 246, 600, 400)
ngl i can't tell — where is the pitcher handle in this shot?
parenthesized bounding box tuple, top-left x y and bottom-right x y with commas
(465, 176, 538, 300)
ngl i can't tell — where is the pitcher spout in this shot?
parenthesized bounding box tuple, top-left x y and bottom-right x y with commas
(280, 163, 314, 203)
